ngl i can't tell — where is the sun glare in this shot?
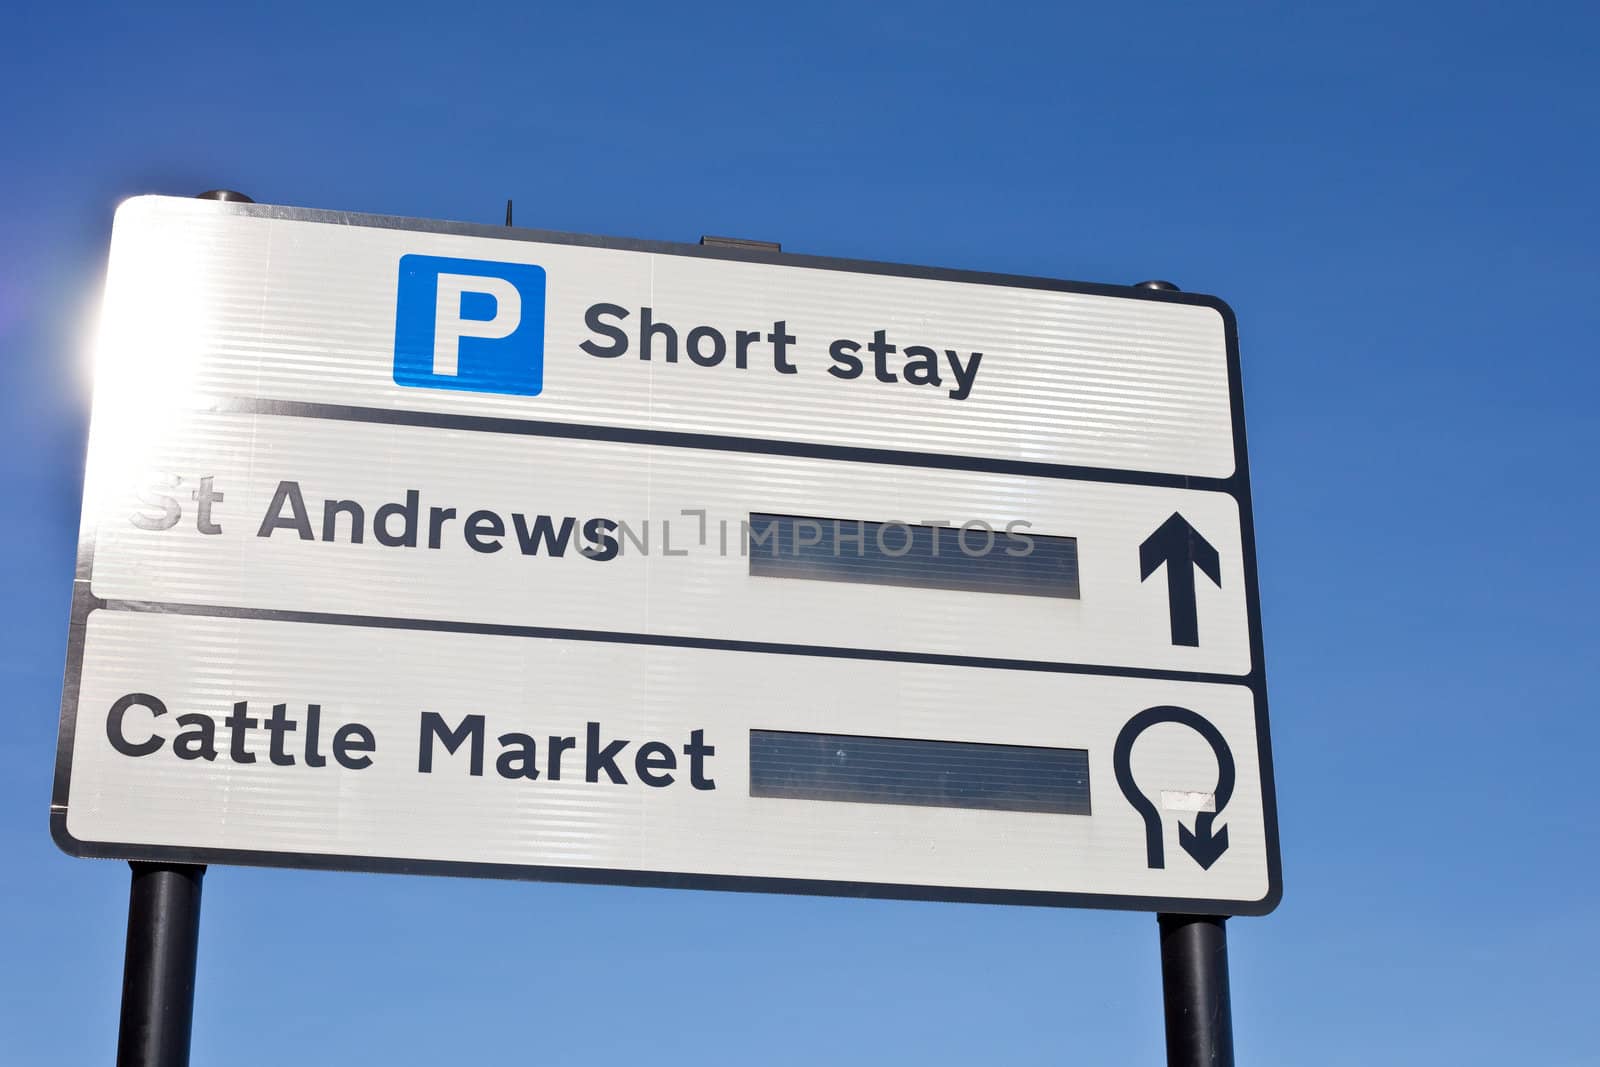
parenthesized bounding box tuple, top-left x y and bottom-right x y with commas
(80, 205, 214, 538)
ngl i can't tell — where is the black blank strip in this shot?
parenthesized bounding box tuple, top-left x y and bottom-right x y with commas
(747, 514, 1079, 599)
(749, 730, 1091, 815)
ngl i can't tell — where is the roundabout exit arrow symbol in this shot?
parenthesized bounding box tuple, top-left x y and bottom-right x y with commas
(1113, 705, 1236, 871)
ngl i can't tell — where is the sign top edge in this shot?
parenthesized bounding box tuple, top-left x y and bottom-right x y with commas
(113, 194, 1239, 324)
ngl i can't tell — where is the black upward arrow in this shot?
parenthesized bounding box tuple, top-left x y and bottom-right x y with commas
(1139, 513, 1222, 647)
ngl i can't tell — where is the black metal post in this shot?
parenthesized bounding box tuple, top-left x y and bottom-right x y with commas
(112, 187, 240, 1067)
(117, 863, 205, 1067)
(1136, 274, 1235, 1065)
(1158, 914, 1234, 1067)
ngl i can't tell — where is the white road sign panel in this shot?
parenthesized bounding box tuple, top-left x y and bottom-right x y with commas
(54, 195, 1280, 914)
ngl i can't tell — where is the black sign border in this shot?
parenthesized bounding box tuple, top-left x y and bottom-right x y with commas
(51, 197, 1281, 917)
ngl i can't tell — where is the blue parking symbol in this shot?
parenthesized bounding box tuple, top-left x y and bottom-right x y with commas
(393, 255, 547, 396)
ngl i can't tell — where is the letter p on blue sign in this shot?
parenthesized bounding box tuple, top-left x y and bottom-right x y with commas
(393, 255, 547, 395)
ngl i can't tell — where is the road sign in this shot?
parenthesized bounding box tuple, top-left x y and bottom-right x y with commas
(54, 195, 1280, 914)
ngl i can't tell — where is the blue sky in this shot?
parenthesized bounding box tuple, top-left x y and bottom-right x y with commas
(3, 2, 1597, 1063)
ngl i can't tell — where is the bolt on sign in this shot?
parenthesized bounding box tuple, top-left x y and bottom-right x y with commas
(54, 195, 1281, 914)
